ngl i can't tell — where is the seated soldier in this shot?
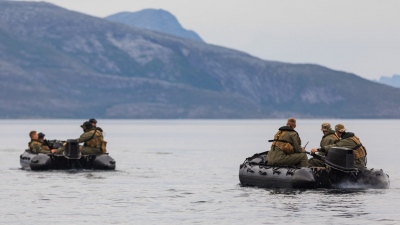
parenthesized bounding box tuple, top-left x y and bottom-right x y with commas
(267, 118, 308, 167)
(52, 121, 107, 155)
(78, 121, 106, 155)
(308, 123, 339, 167)
(28, 131, 51, 154)
(38, 132, 51, 152)
(311, 124, 367, 169)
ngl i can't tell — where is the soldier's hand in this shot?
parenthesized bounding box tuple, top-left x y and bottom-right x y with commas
(310, 148, 318, 153)
(51, 149, 57, 154)
(301, 147, 306, 152)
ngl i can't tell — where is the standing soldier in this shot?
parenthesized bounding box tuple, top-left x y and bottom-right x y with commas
(310, 124, 367, 169)
(267, 118, 308, 167)
(308, 123, 339, 167)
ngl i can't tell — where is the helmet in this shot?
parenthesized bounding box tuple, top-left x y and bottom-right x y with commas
(80, 121, 93, 130)
(89, 118, 97, 124)
(321, 123, 331, 132)
(335, 124, 346, 132)
(38, 132, 45, 139)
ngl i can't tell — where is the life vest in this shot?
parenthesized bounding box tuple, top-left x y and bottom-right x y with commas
(85, 129, 107, 153)
(349, 136, 367, 159)
(270, 130, 294, 154)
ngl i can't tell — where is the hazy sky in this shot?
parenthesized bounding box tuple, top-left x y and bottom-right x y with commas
(26, 0, 400, 79)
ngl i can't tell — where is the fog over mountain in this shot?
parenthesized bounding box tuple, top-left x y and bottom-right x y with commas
(1, 1, 400, 119)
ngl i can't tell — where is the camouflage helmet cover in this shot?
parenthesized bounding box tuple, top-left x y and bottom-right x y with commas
(321, 123, 331, 132)
(335, 124, 346, 132)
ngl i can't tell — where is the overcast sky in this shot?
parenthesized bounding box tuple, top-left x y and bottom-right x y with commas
(26, 0, 400, 79)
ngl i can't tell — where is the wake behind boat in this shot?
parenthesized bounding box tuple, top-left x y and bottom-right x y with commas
(20, 139, 116, 171)
(239, 147, 389, 189)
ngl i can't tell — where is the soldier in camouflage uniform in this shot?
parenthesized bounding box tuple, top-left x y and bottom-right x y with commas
(78, 121, 106, 155)
(311, 124, 367, 169)
(308, 123, 339, 167)
(38, 132, 52, 153)
(28, 131, 51, 154)
(267, 118, 308, 167)
(52, 121, 107, 155)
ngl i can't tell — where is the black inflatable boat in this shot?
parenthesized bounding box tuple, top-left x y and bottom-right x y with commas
(20, 139, 116, 171)
(239, 147, 389, 189)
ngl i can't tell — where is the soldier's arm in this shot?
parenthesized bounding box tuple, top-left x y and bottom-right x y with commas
(291, 133, 303, 153)
(320, 144, 334, 153)
(39, 145, 50, 153)
(37, 147, 50, 154)
(334, 139, 355, 149)
(320, 140, 343, 153)
(77, 131, 94, 143)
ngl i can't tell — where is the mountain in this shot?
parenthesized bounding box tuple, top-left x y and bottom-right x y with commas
(375, 75, 400, 88)
(105, 9, 204, 42)
(1, 1, 400, 119)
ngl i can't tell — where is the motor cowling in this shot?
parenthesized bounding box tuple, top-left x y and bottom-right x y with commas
(64, 139, 81, 159)
(326, 147, 357, 172)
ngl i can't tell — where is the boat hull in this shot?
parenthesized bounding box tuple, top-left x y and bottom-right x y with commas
(20, 150, 116, 171)
(240, 167, 317, 189)
(239, 152, 389, 189)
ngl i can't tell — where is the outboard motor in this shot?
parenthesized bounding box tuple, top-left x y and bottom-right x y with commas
(64, 139, 81, 159)
(325, 147, 357, 172)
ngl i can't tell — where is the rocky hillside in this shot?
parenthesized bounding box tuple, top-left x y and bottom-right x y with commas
(106, 9, 204, 42)
(0, 1, 399, 118)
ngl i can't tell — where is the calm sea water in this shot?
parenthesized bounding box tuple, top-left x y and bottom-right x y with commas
(0, 119, 399, 224)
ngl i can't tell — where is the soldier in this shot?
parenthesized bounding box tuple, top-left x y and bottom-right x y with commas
(28, 131, 51, 154)
(89, 118, 103, 132)
(308, 123, 339, 167)
(310, 124, 367, 169)
(38, 132, 52, 153)
(78, 121, 106, 155)
(267, 118, 308, 167)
